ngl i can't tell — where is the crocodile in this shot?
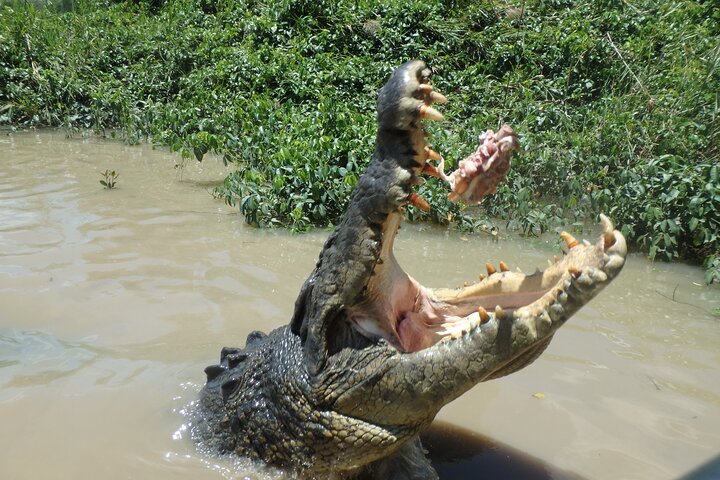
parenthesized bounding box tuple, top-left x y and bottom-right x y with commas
(193, 60, 627, 479)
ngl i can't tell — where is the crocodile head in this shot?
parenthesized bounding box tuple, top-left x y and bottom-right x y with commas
(196, 60, 627, 478)
(291, 59, 625, 380)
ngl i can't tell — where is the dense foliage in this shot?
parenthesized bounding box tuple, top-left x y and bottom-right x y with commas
(1, 0, 718, 281)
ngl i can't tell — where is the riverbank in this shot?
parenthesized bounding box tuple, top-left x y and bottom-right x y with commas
(1, 130, 719, 479)
(1, 0, 718, 279)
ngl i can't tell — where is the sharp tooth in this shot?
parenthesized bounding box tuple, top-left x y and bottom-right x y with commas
(419, 104, 444, 121)
(558, 290, 568, 305)
(600, 214, 614, 233)
(494, 305, 506, 319)
(583, 239, 591, 246)
(554, 255, 560, 263)
(560, 231, 579, 249)
(424, 146, 442, 161)
(417, 83, 448, 103)
(486, 263, 496, 275)
(430, 91, 448, 103)
(408, 193, 430, 212)
(499, 261, 510, 272)
(422, 163, 440, 177)
(568, 267, 581, 278)
(538, 310, 552, 329)
(549, 303, 564, 321)
(418, 83, 433, 94)
(478, 273, 486, 281)
(478, 306, 490, 324)
(463, 281, 469, 287)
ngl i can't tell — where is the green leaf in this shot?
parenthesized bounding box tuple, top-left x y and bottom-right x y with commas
(193, 146, 205, 162)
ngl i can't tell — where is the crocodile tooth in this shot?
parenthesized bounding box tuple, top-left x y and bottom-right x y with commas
(486, 263, 496, 275)
(408, 192, 431, 212)
(557, 290, 569, 305)
(573, 268, 595, 290)
(478, 273, 486, 281)
(560, 231, 579, 249)
(419, 104, 444, 121)
(204, 364, 227, 382)
(477, 306, 490, 324)
(549, 303, 564, 321)
(424, 146, 442, 161)
(600, 213, 614, 233)
(430, 91, 448, 103)
(422, 162, 440, 177)
(538, 310, 552, 330)
(494, 305, 506, 319)
(568, 267, 581, 278)
(499, 261, 510, 272)
(417, 84, 448, 104)
(417, 83, 433, 94)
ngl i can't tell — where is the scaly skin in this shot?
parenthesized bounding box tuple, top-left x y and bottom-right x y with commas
(194, 61, 627, 479)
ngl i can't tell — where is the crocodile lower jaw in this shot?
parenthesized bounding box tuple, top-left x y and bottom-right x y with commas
(353, 214, 627, 353)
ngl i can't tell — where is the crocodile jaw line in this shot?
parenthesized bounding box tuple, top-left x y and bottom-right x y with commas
(354, 214, 627, 354)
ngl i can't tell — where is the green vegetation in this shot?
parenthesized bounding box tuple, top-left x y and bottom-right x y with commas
(1, 0, 718, 281)
(100, 169, 119, 189)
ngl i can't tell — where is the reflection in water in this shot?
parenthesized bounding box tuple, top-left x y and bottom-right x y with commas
(0, 132, 719, 480)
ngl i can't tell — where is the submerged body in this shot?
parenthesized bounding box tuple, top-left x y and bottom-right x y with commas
(194, 61, 627, 478)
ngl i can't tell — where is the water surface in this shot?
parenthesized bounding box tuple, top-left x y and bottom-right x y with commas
(1, 131, 718, 479)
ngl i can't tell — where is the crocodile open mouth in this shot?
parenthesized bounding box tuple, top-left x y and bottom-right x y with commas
(349, 66, 627, 353)
(351, 215, 626, 353)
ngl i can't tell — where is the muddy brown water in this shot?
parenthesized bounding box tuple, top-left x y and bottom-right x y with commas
(1, 131, 719, 479)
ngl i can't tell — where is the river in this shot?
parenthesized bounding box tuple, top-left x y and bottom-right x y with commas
(1, 131, 718, 479)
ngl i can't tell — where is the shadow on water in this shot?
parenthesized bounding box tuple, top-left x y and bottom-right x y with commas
(422, 421, 583, 480)
(678, 455, 720, 480)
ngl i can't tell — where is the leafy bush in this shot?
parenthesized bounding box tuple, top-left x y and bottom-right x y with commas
(1, 0, 718, 280)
